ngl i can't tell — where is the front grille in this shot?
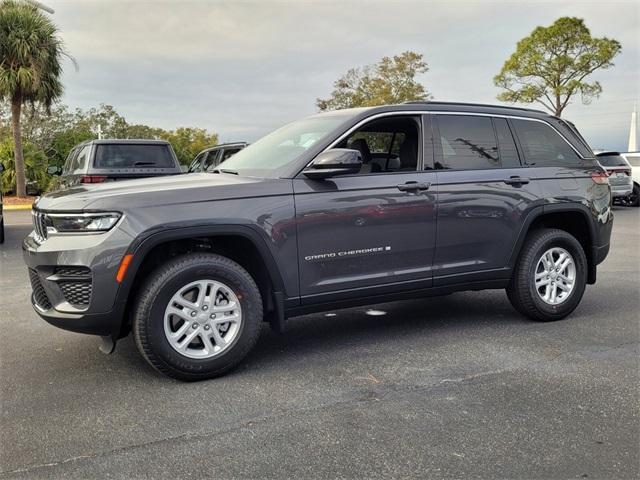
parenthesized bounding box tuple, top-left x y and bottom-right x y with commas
(31, 211, 48, 241)
(59, 281, 92, 306)
(28, 269, 52, 310)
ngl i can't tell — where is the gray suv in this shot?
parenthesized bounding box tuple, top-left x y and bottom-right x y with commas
(52, 139, 182, 189)
(23, 102, 613, 381)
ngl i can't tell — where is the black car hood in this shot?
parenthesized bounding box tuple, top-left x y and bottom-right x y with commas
(35, 173, 289, 211)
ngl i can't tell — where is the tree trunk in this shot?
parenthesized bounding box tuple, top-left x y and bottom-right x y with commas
(11, 99, 27, 198)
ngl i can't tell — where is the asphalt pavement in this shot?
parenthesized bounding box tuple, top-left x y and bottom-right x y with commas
(1, 207, 638, 479)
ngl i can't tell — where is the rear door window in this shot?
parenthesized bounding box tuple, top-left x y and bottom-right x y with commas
(494, 118, 521, 168)
(435, 115, 499, 169)
(94, 144, 174, 169)
(510, 119, 581, 166)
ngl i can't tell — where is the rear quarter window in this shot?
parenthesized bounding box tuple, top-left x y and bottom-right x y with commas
(510, 119, 581, 166)
(94, 144, 175, 169)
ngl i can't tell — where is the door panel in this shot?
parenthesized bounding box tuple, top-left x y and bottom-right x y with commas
(294, 172, 437, 298)
(432, 114, 541, 283)
(434, 168, 541, 282)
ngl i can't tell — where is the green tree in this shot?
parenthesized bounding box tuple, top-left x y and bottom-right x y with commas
(159, 127, 218, 165)
(494, 17, 621, 117)
(0, 137, 48, 194)
(0, 0, 72, 196)
(317, 51, 431, 111)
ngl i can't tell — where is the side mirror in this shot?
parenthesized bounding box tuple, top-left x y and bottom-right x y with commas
(47, 165, 62, 176)
(303, 149, 362, 180)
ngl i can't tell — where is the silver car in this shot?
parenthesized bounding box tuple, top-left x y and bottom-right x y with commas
(595, 151, 633, 198)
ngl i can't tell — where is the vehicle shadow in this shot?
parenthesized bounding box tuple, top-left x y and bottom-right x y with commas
(249, 293, 522, 354)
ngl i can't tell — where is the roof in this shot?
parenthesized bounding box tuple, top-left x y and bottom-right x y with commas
(402, 101, 548, 115)
(84, 139, 171, 145)
(314, 101, 554, 121)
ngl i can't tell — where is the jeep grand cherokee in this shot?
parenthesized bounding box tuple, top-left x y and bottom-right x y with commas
(23, 102, 612, 381)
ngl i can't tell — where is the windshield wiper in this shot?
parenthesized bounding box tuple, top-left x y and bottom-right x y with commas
(133, 161, 156, 166)
(213, 168, 239, 175)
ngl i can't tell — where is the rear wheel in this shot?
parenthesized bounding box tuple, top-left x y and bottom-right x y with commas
(626, 183, 640, 207)
(133, 253, 263, 381)
(507, 228, 587, 322)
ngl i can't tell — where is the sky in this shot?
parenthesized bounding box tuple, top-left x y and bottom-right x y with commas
(47, 0, 639, 151)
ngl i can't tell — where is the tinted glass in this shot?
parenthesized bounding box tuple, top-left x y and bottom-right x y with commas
(71, 146, 90, 172)
(437, 116, 499, 169)
(94, 144, 174, 169)
(220, 148, 242, 162)
(494, 118, 521, 167)
(202, 150, 221, 171)
(188, 152, 206, 172)
(511, 119, 580, 166)
(596, 154, 628, 167)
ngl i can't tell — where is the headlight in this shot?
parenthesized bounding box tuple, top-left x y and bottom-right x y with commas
(45, 212, 121, 233)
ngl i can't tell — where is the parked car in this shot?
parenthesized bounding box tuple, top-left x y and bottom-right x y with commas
(24, 101, 612, 381)
(51, 139, 182, 189)
(620, 151, 640, 206)
(187, 142, 247, 173)
(594, 151, 633, 201)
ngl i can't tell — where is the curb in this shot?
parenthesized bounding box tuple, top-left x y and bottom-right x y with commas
(3, 204, 33, 211)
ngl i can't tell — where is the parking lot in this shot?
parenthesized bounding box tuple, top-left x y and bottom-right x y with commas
(0, 207, 638, 479)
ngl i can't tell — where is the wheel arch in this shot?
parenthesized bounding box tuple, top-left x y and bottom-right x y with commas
(508, 204, 598, 284)
(114, 224, 286, 336)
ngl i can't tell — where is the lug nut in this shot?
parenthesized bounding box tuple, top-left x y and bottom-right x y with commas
(210, 314, 216, 319)
(190, 311, 196, 317)
(204, 325, 210, 330)
(192, 323, 198, 329)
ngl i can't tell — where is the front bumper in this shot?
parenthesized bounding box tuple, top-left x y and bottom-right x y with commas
(23, 225, 134, 336)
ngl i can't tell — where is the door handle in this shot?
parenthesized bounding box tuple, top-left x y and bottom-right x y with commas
(397, 181, 430, 192)
(503, 176, 530, 186)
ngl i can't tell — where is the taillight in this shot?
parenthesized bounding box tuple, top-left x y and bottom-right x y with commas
(80, 175, 107, 184)
(591, 171, 609, 184)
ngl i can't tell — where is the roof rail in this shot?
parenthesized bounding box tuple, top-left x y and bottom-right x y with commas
(402, 101, 547, 115)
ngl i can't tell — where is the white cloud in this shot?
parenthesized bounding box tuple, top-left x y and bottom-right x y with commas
(49, 0, 639, 150)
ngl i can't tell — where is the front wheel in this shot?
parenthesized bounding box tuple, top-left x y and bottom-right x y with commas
(507, 228, 587, 322)
(133, 253, 263, 381)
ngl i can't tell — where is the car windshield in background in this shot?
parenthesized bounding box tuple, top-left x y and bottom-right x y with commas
(216, 115, 351, 177)
(597, 154, 628, 167)
(94, 144, 174, 169)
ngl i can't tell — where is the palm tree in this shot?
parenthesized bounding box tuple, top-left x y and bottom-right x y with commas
(0, 0, 71, 197)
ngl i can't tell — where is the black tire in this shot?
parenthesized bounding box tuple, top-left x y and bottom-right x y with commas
(133, 253, 263, 381)
(627, 183, 640, 207)
(506, 228, 587, 322)
(0, 217, 4, 244)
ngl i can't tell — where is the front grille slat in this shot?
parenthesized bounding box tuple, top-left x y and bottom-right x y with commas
(59, 281, 92, 306)
(28, 269, 52, 310)
(31, 211, 48, 241)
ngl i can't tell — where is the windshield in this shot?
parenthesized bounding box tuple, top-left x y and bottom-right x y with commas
(216, 115, 350, 177)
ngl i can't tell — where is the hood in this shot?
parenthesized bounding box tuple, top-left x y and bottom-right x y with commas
(35, 173, 285, 211)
